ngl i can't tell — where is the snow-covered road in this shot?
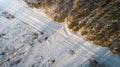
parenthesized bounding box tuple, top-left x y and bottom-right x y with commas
(0, 0, 120, 67)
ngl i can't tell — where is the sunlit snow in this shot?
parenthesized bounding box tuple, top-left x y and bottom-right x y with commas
(0, 0, 120, 67)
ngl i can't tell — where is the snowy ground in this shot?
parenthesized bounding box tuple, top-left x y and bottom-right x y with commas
(0, 0, 120, 67)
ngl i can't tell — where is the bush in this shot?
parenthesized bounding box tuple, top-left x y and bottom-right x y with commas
(24, 0, 120, 55)
(72, 26, 79, 32)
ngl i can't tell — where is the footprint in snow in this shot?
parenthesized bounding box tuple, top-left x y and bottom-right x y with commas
(1, 11, 15, 19)
(29, 32, 48, 47)
(69, 49, 75, 56)
(32, 32, 48, 43)
(0, 33, 6, 38)
(42, 58, 55, 67)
